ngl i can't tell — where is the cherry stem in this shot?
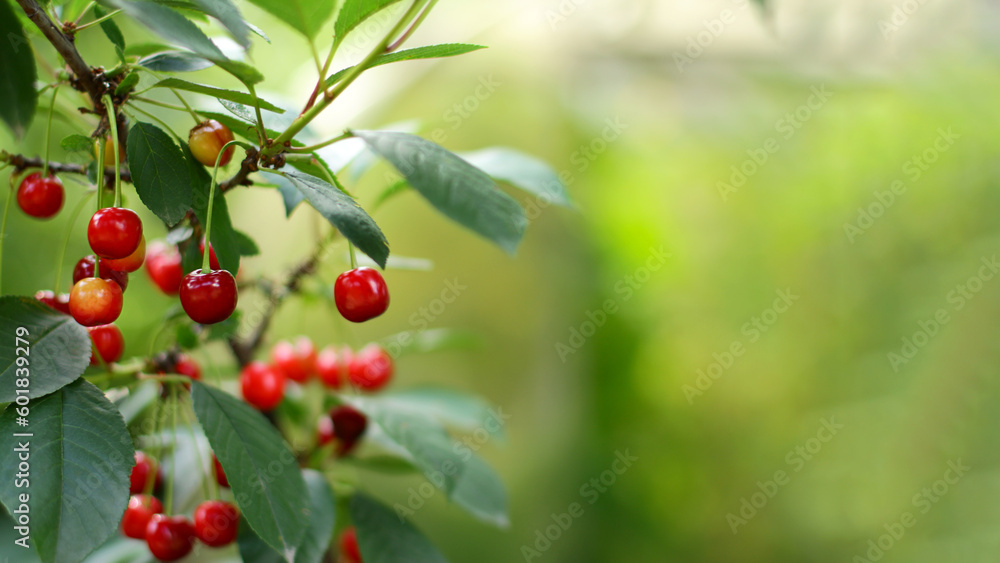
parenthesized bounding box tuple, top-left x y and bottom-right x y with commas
(386, 0, 438, 53)
(285, 132, 352, 154)
(168, 88, 201, 124)
(147, 396, 164, 497)
(53, 191, 95, 293)
(42, 87, 58, 177)
(203, 140, 243, 273)
(166, 383, 178, 515)
(0, 169, 13, 295)
(348, 243, 358, 269)
(73, 8, 121, 32)
(179, 395, 213, 500)
(101, 95, 122, 207)
(246, 84, 268, 143)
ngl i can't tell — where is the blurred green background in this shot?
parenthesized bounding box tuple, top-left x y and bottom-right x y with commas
(5, 0, 1000, 561)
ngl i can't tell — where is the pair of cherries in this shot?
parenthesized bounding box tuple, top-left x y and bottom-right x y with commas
(239, 338, 394, 412)
(145, 239, 237, 327)
(123, 451, 239, 559)
(317, 404, 369, 456)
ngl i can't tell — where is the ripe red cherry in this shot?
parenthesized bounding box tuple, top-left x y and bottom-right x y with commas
(145, 241, 183, 295)
(145, 514, 195, 561)
(88, 324, 124, 365)
(16, 172, 64, 218)
(316, 415, 335, 446)
(101, 234, 146, 273)
(34, 290, 70, 314)
(348, 345, 393, 391)
(199, 240, 221, 270)
(340, 527, 362, 563)
(88, 207, 143, 259)
(193, 500, 240, 547)
(174, 354, 201, 380)
(189, 120, 235, 167)
(179, 269, 238, 325)
(334, 267, 389, 323)
(130, 452, 162, 494)
(121, 494, 163, 540)
(271, 337, 316, 383)
(212, 454, 229, 488)
(17, 172, 63, 218)
(330, 405, 367, 455)
(73, 255, 128, 293)
(316, 346, 349, 389)
(240, 362, 285, 411)
(69, 277, 123, 327)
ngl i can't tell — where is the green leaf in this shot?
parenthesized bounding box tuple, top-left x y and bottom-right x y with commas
(459, 147, 573, 208)
(126, 121, 192, 225)
(324, 44, 486, 89)
(60, 134, 94, 153)
(273, 174, 306, 217)
(351, 493, 448, 563)
(264, 170, 389, 268)
(114, 71, 139, 96)
(0, 379, 134, 563)
(0, 297, 90, 402)
(0, 0, 37, 138)
(352, 400, 465, 495)
(183, 144, 240, 274)
(353, 131, 527, 255)
(219, 99, 257, 122)
(190, 382, 308, 560)
(234, 229, 259, 256)
(105, 0, 262, 84)
(237, 470, 336, 563)
(196, 110, 281, 144)
(334, 0, 403, 43)
(148, 78, 284, 113)
(363, 387, 502, 437)
(124, 42, 173, 57)
(451, 454, 509, 528)
(94, 5, 126, 51)
(243, 0, 335, 40)
(188, 0, 251, 48)
(137, 51, 214, 73)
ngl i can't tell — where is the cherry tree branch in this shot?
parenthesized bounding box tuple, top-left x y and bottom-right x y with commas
(14, 0, 104, 105)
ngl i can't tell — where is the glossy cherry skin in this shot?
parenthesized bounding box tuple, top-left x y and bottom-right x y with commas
(17, 172, 64, 219)
(88, 324, 124, 366)
(34, 290, 70, 314)
(145, 514, 196, 561)
(240, 362, 285, 411)
(316, 346, 349, 389)
(101, 234, 146, 273)
(130, 451, 162, 494)
(69, 277, 123, 327)
(340, 527, 362, 563)
(88, 207, 143, 259)
(179, 269, 238, 325)
(212, 454, 229, 488)
(121, 494, 162, 539)
(73, 255, 128, 293)
(330, 405, 367, 455)
(271, 337, 316, 383)
(193, 500, 240, 547)
(334, 268, 389, 323)
(174, 354, 201, 380)
(189, 120, 235, 167)
(145, 241, 183, 295)
(348, 345, 393, 391)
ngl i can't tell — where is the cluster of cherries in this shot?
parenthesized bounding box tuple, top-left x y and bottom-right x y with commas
(122, 450, 239, 561)
(240, 336, 394, 411)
